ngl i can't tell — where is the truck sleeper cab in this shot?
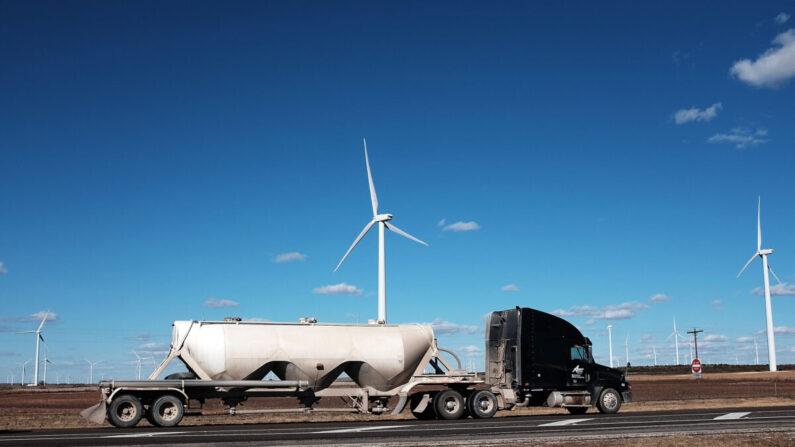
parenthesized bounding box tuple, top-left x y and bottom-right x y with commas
(486, 307, 631, 414)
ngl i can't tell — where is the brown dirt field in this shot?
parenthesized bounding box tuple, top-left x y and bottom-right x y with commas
(1, 371, 794, 431)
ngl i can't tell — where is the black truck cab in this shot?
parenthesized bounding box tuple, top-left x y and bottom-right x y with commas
(486, 307, 631, 414)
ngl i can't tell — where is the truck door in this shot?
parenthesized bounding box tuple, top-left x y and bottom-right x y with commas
(568, 345, 590, 387)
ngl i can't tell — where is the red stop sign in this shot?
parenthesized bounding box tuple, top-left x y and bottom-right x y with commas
(691, 358, 702, 374)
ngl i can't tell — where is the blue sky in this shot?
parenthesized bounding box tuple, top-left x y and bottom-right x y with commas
(2, 1, 794, 383)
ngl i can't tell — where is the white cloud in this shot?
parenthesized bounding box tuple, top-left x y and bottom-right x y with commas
(501, 284, 519, 292)
(773, 326, 795, 335)
(673, 102, 722, 124)
(132, 332, 150, 342)
(459, 345, 483, 356)
(703, 334, 729, 342)
(775, 13, 790, 24)
(731, 29, 795, 88)
(274, 252, 308, 263)
(737, 336, 754, 343)
(443, 221, 480, 232)
(640, 334, 654, 344)
(708, 127, 768, 149)
(710, 300, 722, 305)
(29, 311, 57, 322)
(437, 218, 446, 227)
(203, 297, 240, 307)
(649, 294, 671, 303)
(426, 318, 479, 335)
(751, 282, 795, 296)
(135, 342, 170, 355)
(245, 317, 272, 322)
(312, 282, 363, 296)
(552, 301, 649, 321)
(710, 299, 723, 311)
(0, 262, 7, 274)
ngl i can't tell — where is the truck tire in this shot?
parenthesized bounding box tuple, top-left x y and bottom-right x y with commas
(107, 394, 143, 428)
(467, 390, 498, 419)
(165, 372, 196, 380)
(150, 395, 185, 427)
(566, 407, 589, 415)
(596, 388, 621, 414)
(410, 393, 436, 420)
(434, 390, 465, 420)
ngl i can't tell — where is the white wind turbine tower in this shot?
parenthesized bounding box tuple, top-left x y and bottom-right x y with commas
(737, 196, 780, 372)
(666, 317, 685, 365)
(607, 325, 614, 368)
(86, 359, 102, 384)
(335, 139, 428, 323)
(754, 336, 760, 365)
(17, 312, 48, 386)
(18, 360, 30, 385)
(134, 352, 143, 380)
(624, 334, 630, 366)
(652, 346, 657, 366)
(42, 342, 54, 385)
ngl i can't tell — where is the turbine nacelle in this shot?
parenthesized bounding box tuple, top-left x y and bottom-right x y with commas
(375, 213, 393, 222)
(759, 249, 773, 255)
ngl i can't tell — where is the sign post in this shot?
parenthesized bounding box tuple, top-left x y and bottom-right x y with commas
(691, 358, 702, 379)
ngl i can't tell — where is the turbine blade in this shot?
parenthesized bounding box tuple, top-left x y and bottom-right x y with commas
(17, 331, 36, 334)
(384, 222, 428, 246)
(334, 219, 376, 272)
(737, 252, 758, 278)
(757, 196, 762, 251)
(363, 139, 378, 216)
(39, 334, 45, 343)
(768, 265, 783, 284)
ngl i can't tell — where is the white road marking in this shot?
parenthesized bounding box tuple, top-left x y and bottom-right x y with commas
(104, 431, 183, 438)
(539, 418, 592, 427)
(314, 424, 409, 434)
(714, 412, 751, 420)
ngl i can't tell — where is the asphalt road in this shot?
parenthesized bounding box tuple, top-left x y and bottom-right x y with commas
(1, 407, 793, 446)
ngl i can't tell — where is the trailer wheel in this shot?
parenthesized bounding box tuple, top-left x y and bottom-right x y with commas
(434, 390, 465, 420)
(150, 395, 185, 427)
(596, 388, 621, 414)
(566, 407, 589, 415)
(467, 390, 498, 419)
(107, 394, 143, 428)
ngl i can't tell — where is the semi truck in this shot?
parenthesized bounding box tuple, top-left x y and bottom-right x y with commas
(82, 306, 631, 427)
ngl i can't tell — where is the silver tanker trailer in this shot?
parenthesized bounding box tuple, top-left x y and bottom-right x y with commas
(83, 307, 631, 427)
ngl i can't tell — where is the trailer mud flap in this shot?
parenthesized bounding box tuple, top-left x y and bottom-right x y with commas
(80, 401, 107, 425)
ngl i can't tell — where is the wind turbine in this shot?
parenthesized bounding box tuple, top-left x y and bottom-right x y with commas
(737, 197, 780, 372)
(624, 334, 630, 366)
(607, 325, 614, 368)
(18, 360, 30, 385)
(652, 346, 657, 366)
(134, 352, 143, 380)
(666, 317, 685, 365)
(334, 139, 428, 323)
(42, 342, 54, 385)
(754, 336, 760, 365)
(86, 359, 102, 384)
(17, 312, 48, 386)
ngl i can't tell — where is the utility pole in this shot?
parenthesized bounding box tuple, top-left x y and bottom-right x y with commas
(687, 328, 704, 359)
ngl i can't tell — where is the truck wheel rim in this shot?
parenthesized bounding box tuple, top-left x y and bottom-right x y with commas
(444, 397, 459, 413)
(159, 402, 178, 421)
(603, 392, 618, 409)
(117, 403, 137, 421)
(477, 396, 493, 412)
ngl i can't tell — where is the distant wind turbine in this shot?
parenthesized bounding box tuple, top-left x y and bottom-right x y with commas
(42, 342, 54, 385)
(624, 334, 630, 366)
(737, 196, 780, 372)
(652, 346, 657, 366)
(754, 336, 760, 365)
(666, 317, 686, 365)
(86, 359, 103, 384)
(18, 360, 30, 386)
(607, 325, 614, 368)
(17, 312, 49, 386)
(335, 139, 428, 323)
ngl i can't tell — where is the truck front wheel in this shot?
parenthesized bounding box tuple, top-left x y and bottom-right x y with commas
(467, 390, 497, 419)
(596, 388, 621, 414)
(108, 394, 143, 428)
(150, 395, 185, 427)
(434, 390, 465, 420)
